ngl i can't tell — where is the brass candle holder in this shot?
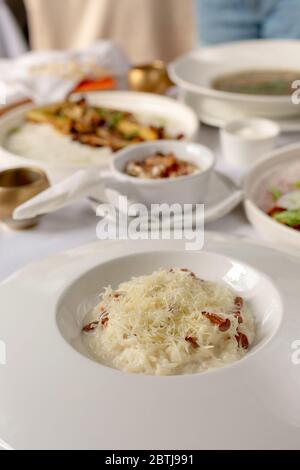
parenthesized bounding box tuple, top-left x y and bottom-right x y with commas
(128, 60, 173, 94)
(0, 167, 50, 229)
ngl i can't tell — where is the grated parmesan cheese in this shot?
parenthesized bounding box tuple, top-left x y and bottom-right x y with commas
(83, 269, 255, 376)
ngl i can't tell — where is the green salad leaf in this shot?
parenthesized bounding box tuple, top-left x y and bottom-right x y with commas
(8, 126, 21, 136)
(274, 209, 300, 227)
(295, 180, 300, 189)
(124, 131, 139, 140)
(108, 112, 125, 129)
(270, 187, 282, 201)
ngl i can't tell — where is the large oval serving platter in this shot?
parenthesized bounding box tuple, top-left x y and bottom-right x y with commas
(0, 91, 199, 182)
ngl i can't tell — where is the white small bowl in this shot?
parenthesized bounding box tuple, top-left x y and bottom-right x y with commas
(221, 118, 280, 168)
(104, 140, 215, 205)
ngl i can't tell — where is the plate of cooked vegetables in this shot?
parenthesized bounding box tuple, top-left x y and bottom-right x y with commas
(244, 142, 300, 251)
(0, 91, 199, 181)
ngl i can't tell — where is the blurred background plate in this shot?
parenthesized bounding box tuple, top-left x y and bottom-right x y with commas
(244, 142, 300, 250)
(169, 40, 300, 120)
(0, 91, 199, 182)
(181, 91, 300, 132)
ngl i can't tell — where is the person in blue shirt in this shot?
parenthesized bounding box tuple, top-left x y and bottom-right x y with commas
(196, 0, 300, 44)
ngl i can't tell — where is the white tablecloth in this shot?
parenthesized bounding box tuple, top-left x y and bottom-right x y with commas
(0, 125, 299, 282)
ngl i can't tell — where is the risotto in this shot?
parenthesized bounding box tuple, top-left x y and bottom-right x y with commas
(82, 268, 255, 376)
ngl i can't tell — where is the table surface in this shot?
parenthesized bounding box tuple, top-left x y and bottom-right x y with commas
(0, 124, 299, 282)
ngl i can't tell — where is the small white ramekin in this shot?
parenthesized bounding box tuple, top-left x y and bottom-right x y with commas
(220, 118, 280, 169)
(104, 140, 216, 205)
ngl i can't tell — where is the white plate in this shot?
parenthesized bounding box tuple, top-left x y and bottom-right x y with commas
(244, 142, 300, 250)
(0, 233, 300, 450)
(89, 170, 243, 225)
(182, 92, 300, 133)
(169, 40, 300, 119)
(0, 91, 199, 182)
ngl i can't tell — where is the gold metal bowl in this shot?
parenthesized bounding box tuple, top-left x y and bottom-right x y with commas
(0, 167, 50, 229)
(128, 60, 173, 94)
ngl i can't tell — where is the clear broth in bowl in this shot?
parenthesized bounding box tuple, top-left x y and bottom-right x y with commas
(212, 69, 300, 96)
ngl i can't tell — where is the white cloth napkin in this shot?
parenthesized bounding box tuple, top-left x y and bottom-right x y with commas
(0, 40, 129, 104)
(13, 166, 197, 229)
(13, 167, 106, 220)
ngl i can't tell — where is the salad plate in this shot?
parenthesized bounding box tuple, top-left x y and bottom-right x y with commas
(0, 233, 300, 449)
(244, 142, 300, 249)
